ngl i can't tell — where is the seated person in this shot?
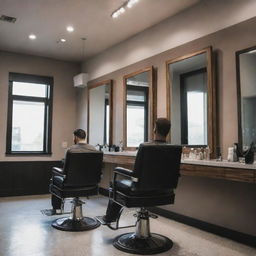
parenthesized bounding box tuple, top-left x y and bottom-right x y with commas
(50, 128, 96, 214)
(102, 118, 171, 223)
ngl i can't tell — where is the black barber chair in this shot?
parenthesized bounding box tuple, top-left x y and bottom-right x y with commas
(49, 151, 103, 231)
(107, 144, 181, 255)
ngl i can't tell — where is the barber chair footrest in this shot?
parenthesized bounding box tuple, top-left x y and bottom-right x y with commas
(113, 232, 173, 255)
(52, 217, 100, 231)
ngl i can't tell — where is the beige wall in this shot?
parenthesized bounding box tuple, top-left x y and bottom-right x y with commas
(83, 0, 256, 80)
(79, 17, 256, 158)
(0, 51, 81, 161)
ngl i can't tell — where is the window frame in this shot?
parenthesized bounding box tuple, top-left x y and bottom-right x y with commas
(6, 72, 53, 155)
(123, 66, 155, 151)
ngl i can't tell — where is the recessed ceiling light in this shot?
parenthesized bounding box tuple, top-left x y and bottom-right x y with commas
(60, 38, 66, 42)
(66, 26, 74, 32)
(29, 34, 36, 40)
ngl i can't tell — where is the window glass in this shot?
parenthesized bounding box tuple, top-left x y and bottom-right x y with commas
(13, 82, 47, 97)
(125, 70, 151, 148)
(127, 105, 145, 147)
(187, 92, 207, 145)
(11, 101, 45, 151)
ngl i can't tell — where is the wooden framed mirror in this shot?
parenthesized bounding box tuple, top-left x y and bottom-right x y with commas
(166, 47, 216, 158)
(123, 66, 155, 150)
(87, 80, 113, 146)
(236, 45, 256, 150)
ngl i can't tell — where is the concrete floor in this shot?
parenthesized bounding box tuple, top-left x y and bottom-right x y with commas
(0, 195, 255, 256)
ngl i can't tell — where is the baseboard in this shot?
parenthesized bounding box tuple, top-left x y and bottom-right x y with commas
(148, 207, 256, 248)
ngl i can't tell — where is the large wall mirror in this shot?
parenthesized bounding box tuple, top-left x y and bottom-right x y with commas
(87, 80, 113, 146)
(166, 47, 216, 157)
(123, 67, 155, 149)
(236, 46, 256, 149)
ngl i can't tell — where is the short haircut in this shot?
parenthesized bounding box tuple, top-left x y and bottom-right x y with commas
(155, 118, 171, 137)
(73, 129, 86, 139)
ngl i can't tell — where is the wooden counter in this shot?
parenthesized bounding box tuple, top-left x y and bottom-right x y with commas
(103, 152, 256, 184)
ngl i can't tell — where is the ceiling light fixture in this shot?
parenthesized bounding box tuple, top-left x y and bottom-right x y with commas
(66, 26, 74, 32)
(111, 7, 125, 19)
(60, 38, 66, 42)
(29, 34, 36, 40)
(111, 0, 139, 18)
(127, 0, 139, 8)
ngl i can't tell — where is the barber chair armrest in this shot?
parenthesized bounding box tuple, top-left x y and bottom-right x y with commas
(52, 167, 66, 178)
(114, 167, 138, 182)
(113, 167, 138, 202)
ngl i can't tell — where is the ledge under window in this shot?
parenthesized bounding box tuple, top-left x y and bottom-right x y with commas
(5, 151, 52, 156)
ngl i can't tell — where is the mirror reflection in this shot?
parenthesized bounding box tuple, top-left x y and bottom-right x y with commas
(237, 47, 256, 148)
(124, 68, 153, 148)
(88, 80, 112, 146)
(167, 51, 210, 147)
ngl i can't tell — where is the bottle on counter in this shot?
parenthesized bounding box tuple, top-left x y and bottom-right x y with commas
(227, 147, 234, 162)
(199, 148, 204, 160)
(193, 148, 198, 160)
(217, 153, 222, 161)
(244, 142, 254, 164)
(234, 143, 242, 158)
(233, 144, 238, 162)
(103, 144, 108, 152)
(119, 140, 123, 152)
(182, 146, 186, 160)
(205, 146, 210, 160)
(189, 148, 194, 159)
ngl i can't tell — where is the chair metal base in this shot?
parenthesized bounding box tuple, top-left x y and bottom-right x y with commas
(113, 232, 173, 255)
(52, 216, 100, 231)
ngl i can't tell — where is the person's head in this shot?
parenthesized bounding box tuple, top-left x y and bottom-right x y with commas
(154, 118, 171, 141)
(73, 129, 86, 144)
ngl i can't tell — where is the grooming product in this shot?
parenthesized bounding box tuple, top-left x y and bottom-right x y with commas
(227, 147, 234, 162)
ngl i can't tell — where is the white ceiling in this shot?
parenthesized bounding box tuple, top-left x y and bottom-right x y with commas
(0, 0, 200, 62)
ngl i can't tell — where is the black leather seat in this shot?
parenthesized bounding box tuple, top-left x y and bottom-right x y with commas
(49, 151, 103, 231)
(109, 144, 182, 255)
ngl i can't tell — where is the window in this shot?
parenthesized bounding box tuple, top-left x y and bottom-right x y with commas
(6, 73, 53, 154)
(126, 85, 148, 147)
(180, 68, 207, 145)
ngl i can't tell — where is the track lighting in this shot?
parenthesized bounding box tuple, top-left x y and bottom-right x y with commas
(111, 0, 139, 18)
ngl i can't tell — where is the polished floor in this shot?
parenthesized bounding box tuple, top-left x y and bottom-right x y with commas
(0, 195, 255, 256)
